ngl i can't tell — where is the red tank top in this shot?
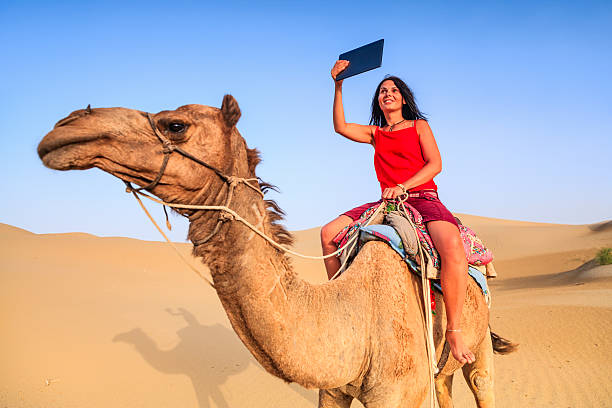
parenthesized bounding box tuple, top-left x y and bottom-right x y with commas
(373, 124, 437, 192)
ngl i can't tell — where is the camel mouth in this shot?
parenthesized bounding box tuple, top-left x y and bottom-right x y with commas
(38, 124, 109, 170)
(38, 124, 166, 190)
(38, 136, 105, 170)
(110, 168, 163, 188)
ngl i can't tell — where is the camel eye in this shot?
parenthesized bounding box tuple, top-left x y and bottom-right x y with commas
(168, 122, 187, 133)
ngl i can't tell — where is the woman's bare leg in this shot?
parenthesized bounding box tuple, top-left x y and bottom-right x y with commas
(320, 215, 353, 280)
(427, 220, 475, 364)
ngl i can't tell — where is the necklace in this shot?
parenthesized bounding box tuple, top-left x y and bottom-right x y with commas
(388, 118, 406, 132)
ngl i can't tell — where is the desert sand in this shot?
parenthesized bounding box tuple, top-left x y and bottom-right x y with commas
(1, 216, 611, 407)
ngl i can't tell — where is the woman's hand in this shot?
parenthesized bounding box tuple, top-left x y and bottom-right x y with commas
(381, 186, 405, 200)
(331, 60, 350, 83)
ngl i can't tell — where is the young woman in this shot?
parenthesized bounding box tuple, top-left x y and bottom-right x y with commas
(320, 59, 475, 365)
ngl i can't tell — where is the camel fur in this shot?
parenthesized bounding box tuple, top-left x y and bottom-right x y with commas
(38, 96, 516, 408)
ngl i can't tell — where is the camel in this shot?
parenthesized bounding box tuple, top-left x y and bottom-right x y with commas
(38, 96, 515, 408)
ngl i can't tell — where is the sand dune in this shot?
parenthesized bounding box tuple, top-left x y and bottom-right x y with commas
(1, 216, 611, 407)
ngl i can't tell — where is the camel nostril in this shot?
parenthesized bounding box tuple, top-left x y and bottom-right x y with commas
(54, 109, 89, 128)
(54, 115, 79, 128)
(53, 105, 93, 128)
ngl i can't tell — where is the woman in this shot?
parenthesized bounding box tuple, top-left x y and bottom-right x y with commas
(320, 60, 475, 365)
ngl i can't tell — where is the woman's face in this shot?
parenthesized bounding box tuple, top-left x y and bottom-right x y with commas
(378, 80, 404, 112)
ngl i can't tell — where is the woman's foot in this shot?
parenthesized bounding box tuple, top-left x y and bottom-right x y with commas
(446, 330, 475, 364)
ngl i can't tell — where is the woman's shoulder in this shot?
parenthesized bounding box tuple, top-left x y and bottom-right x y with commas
(414, 119, 430, 132)
(370, 125, 382, 136)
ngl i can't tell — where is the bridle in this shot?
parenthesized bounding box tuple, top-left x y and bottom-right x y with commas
(129, 113, 237, 192)
(120, 112, 376, 261)
(124, 112, 264, 245)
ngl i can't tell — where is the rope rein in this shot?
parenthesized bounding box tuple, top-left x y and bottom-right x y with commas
(328, 203, 385, 281)
(125, 183, 368, 261)
(397, 198, 438, 408)
(127, 188, 216, 288)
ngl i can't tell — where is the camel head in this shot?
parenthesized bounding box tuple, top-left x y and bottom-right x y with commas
(38, 95, 257, 207)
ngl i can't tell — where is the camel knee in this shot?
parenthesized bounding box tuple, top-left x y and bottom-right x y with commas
(464, 368, 494, 405)
(319, 389, 353, 408)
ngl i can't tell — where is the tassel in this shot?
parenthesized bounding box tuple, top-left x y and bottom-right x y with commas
(163, 205, 172, 230)
(430, 281, 436, 314)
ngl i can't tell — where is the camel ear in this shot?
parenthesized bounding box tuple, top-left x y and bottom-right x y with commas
(221, 94, 241, 128)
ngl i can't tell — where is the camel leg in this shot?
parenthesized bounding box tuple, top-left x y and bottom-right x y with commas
(462, 328, 495, 408)
(318, 388, 353, 408)
(435, 373, 454, 408)
(359, 382, 427, 408)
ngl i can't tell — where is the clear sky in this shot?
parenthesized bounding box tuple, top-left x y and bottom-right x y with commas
(1, 0, 611, 242)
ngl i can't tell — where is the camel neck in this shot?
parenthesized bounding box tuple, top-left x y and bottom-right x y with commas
(187, 183, 370, 388)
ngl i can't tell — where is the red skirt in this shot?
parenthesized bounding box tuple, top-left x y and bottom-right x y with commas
(341, 190, 458, 227)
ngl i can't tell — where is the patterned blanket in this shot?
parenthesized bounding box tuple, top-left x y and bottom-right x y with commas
(332, 201, 493, 269)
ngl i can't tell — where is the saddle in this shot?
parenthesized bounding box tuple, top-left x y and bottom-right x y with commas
(332, 202, 497, 304)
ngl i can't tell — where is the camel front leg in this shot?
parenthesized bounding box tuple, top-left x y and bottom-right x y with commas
(359, 381, 428, 408)
(462, 328, 495, 408)
(435, 373, 454, 408)
(319, 388, 353, 408)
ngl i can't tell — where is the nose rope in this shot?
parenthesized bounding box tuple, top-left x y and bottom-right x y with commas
(124, 183, 379, 262)
(125, 185, 215, 288)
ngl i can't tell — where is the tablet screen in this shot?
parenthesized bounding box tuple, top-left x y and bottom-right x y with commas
(336, 39, 384, 81)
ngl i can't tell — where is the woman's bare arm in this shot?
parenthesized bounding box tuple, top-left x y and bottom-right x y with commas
(331, 60, 376, 144)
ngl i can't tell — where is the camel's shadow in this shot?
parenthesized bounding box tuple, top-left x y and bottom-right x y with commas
(113, 307, 317, 408)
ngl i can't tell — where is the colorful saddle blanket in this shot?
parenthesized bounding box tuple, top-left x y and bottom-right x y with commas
(358, 224, 490, 302)
(333, 202, 493, 269)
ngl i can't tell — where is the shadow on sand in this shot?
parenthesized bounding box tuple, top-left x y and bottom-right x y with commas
(113, 307, 317, 407)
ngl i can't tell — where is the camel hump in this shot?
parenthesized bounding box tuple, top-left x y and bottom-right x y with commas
(221, 94, 241, 128)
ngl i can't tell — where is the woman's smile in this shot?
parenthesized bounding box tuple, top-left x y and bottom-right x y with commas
(378, 80, 404, 110)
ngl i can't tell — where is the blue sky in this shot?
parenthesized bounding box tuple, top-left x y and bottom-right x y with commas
(1, 0, 610, 242)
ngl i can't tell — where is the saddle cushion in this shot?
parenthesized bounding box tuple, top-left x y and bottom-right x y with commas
(459, 225, 493, 266)
(359, 225, 490, 301)
(333, 203, 494, 268)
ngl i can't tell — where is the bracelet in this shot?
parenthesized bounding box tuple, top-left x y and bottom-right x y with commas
(396, 184, 407, 194)
(446, 329, 462, 332)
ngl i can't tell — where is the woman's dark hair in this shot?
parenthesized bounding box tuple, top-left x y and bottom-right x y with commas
(369, 76, 427, 127)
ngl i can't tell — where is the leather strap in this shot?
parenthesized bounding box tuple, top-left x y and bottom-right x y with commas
(132, 113, 231, 192)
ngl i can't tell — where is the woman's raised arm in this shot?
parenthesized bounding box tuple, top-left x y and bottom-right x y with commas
(331, 60, 376, 144)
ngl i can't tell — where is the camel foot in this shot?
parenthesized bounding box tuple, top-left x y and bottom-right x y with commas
(446, 330, 475, 364)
